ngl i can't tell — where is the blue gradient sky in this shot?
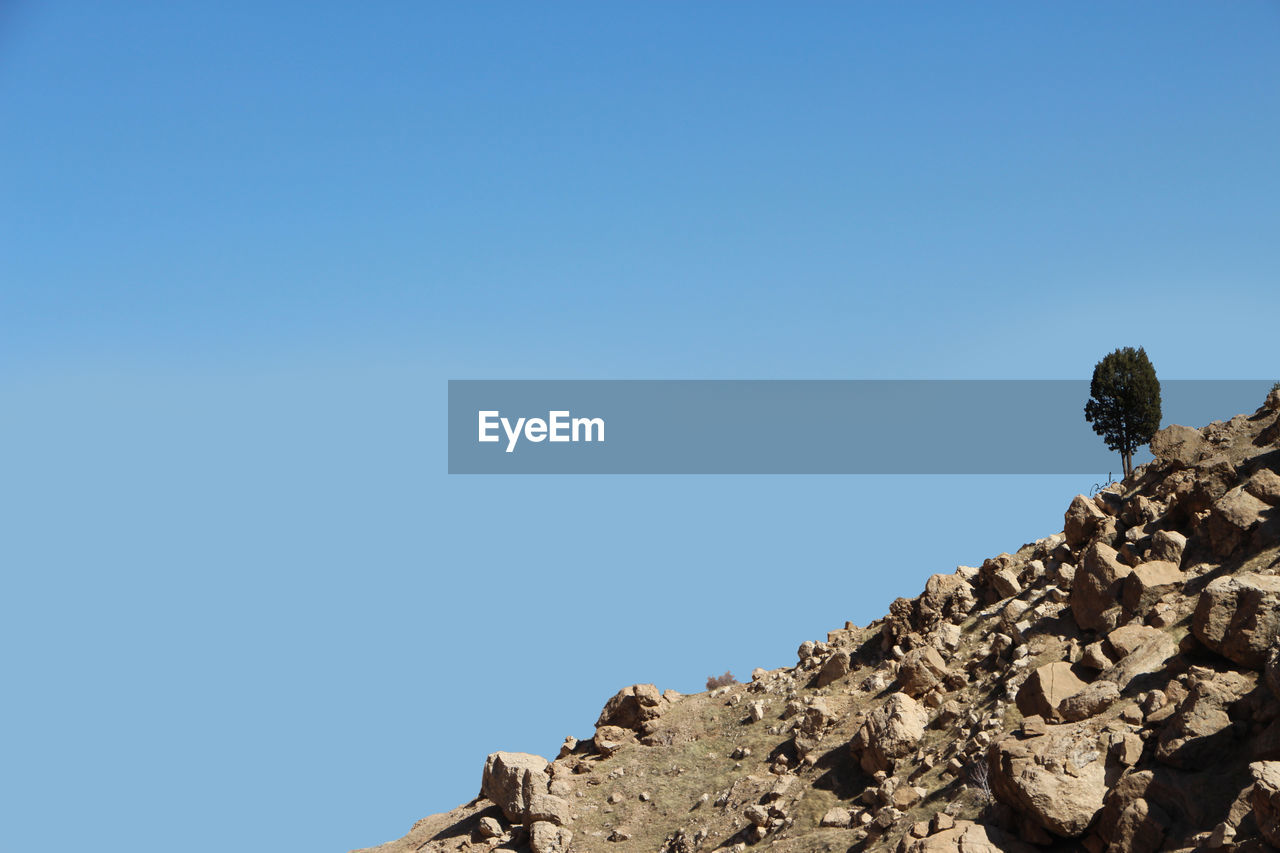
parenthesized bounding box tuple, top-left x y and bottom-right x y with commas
(3, 3, 1279, 852)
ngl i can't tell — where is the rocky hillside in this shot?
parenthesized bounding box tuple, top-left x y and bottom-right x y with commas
(356, 389, 1280, 853)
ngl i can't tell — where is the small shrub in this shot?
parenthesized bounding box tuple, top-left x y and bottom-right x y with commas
(965, 758, 993, 805)
(705, 671, 738, 690)
(1272, 380, 1280, 394)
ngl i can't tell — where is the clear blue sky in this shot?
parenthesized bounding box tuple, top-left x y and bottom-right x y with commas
(2, 3, 1278, 852)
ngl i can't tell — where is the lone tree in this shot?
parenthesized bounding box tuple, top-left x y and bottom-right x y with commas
(1084, 346, 1162, 480)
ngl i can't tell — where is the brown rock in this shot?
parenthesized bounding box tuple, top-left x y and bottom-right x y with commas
(1245, 468, 1280, 505)
(1155, 670, 1255, 768)
(744, 803, 770, 828)
(989, 721, 1109, 837)
(1110, 732, 1144, 766)
(819, 807, 852, 828)
(899, 646, 950, 698)
(1121, 561, 1183, 615)
(992, 567, 1023, 599)
(481, 752, 551, 824)
(1106, 624, 1166, 658)
(1099, 629, 1178, 693)
(815, 650, 851, 688)
(1072, 542, 1132, 632)
(1201, 487, 1269, 556)
(1147, 529, 1187, 564)
(1059, 680, 1121, 722)
(593, 725, 633, 757)
(1103, 796, 1169, 853)
(891, 785, 925, 809)
(1251, 761, 1280, 849)
(596, 684, 663, 730)
(852, 692, 929, 773)
(919, 572, 976, 623)
(1151, 424, 1210, 469)
(528, 821, 572, 853)
(525, 794, 572, 827)
(1192, 572, 1280, 669)
(900, 820, 1037, 852)
(1016, 661, 1089, 722)
(1066, 495, 1108, 548)
(1081, 641, 1114, 672)
(794, 699, 834, 758)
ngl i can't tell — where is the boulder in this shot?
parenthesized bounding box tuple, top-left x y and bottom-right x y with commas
(1246, 468, 1280, 505)
(936, 622, 962, 651)
(919, 572, 976, 623)
(852, 692, 928, 773)
(819, 807, 852, 828)
(1098, 795, 1170, 853)
(592, 725, 633, 757)
(1081, 641, 1114, 672)
(1016, 662, 1089, 722)
(1059, 680, 1121, 722)
(1150, 424, 1209, 469)
(528, 821, 572, 853)
(1192, 572, 1280, 668)
(1072, 542, 1132, 633)
(1121, 561, 1182, 616)
(988, 721, 1109, 837)
(596, 684, 663, 730)
(1251, 761, 1280, 849)
(1098, 630, 1178, 693)
(899, 820, 1037, 853)
(815, 650, 851, 688)
(793, 699, 834, 758)
(1201, 487, 1269, 556)
(1147, 529, 1186, 564)
(898, 646, 949, 698)
(1155, 670, 1255, 768)
(481, 752, 551, 824)
(476, 815, 504, 838)
(1065, 495, 1108, 548)
(525, 794, 572, 827)
(1110, 732, 1144, 767)
(992, 567, 1023, 599)
(1106, 624, 1165, 658)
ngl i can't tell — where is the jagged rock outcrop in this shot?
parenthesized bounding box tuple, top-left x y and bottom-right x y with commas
(355, 391, 1280, 853)
(1071, 541, 1131, 632)
(596, 683, 663, 730)
(1016, 661, 1089, 722)
(480, 752, 551, 825)
(1251, 761, 1280, 848)
(1192, 572, 1280, 669)
(852, 692, 929, 773)
(989, 721, 1109, 837)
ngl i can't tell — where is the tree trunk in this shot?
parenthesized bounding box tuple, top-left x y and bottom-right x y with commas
(1122, 450, 1132, 480)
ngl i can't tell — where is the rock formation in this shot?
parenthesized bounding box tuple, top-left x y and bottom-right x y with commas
(354, 391, 1280, 852)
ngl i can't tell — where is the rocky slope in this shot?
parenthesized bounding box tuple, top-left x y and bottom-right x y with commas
(356, 389, 1280, 853)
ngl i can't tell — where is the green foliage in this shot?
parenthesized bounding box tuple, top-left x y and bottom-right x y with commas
(1084, 347, 1162, 478)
